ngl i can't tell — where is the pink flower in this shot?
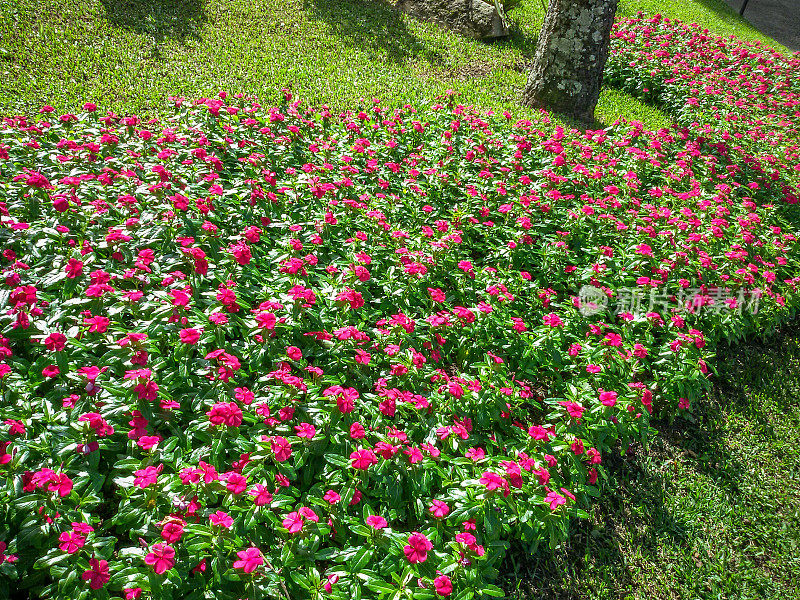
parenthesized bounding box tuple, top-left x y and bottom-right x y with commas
(465, 447, 485, 461)
(179, 328, 201, 344)
(282, 511, 304, 533)
(429, 499, 450, 518)
(133, 465, 161, 489)
(48, 473, 73, 497)
(144, 543, 175, 574)
(233, 547, 263, 573)
(511, 317, 528, 332)
(42, 365, 60, 378)
(206, 402, 243, 427)
(434, 575, 453, 596)
(366, 515, 388, 529)
(286, 346, 302, 360)
(457, 260, 474, 274)
(271, 436, 292, 462)
(299, 507, 319, 522)
(248, 484, 274, 506)
(455, 532, 476, 546)
(448, 382, 464, 399)
(481, 470, 510, 496)
(65, 258, 84, 278)
(350, 447, 378, 470)
(210, 511, 233, 528)
(543, 313, 564, 327)
(598, 389, 617, 407)
(350, 422, 366, 439)
(559, 401, 585, 421)
(58, 531, 85, 554)
(84, 315, 110, 333)
(137, 435, 160, 451)
(428, 287, 446, 302)
(545, 490, 567, 510)
(44, 332, 67, 351)
(294, 422, 316, 439)
(323, 490, 341, 504)
(225, 472, 248, 494)
(82, 558, 109, 590)
(403, 532, 432, 563)
(160, 521, 184, 543)
(229, 241, 252, 265)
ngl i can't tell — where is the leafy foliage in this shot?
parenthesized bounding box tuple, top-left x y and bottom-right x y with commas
(0, 16, 798, 600)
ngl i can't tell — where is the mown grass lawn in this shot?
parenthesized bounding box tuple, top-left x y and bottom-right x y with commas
(0, 0, 789, 128)
(1, 1, 799, 598)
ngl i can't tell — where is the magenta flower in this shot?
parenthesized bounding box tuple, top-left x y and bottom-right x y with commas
(429, 499, 450, 518)
(350, 447, 378, 470)
(366, 515, 388, 529)
(58, 531, 85, 554)
(271, 436, 292, 462)
(598, 390, 618, 407)
(294, 422, 316, 439)
(133, 465, 161, 489)
(282, 511, 304, 533)
(179, 328, 201, 344)
(225, 472, 248, 494)
(47, 473, 73, 497)
(81, 558, 109, 590)
(210, 510, 233, 528)
(144, 543, 175, 574)
(248, 484, 274, 506)
(545, 490, 567, 510)
(233, 547, 263, 573)
(403, 532, 432, 563)
(434, 575, 453, 596)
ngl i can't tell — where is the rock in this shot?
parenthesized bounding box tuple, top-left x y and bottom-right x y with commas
(394, 0, 510, 40)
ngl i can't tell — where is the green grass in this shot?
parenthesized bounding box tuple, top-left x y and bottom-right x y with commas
(0, 0, 789, 128)
(502, 324, 800, 599)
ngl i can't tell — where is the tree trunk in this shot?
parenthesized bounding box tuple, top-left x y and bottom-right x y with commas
(521, 0, 619, 123)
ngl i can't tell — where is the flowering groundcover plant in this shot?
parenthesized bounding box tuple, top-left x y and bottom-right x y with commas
(0, 16, 799, 600)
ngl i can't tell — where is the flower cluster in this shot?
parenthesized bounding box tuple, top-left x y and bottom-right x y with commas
(0, 23, 798, 598)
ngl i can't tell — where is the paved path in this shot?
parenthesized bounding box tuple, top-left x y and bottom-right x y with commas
(723, 0, 800, 51)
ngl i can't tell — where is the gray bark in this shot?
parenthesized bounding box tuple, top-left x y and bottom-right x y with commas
(521, 0, 619, 123)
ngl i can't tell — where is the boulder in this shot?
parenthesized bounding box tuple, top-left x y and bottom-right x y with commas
(394, 0, 510, 40)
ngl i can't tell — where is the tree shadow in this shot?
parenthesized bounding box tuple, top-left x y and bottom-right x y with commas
(302, 0, 445, 66)
(501, 320, 800, 598)
(496, 19, 541, 57)
(501, 440, 694, 599)
(99, 0, 206, 44)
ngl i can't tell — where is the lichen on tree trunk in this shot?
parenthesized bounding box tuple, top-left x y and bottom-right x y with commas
(521, 0, 619, 123)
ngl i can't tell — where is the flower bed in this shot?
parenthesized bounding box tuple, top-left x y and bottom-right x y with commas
(0, 17, 799, 600)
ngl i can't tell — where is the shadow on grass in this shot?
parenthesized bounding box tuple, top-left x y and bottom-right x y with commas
(302, 0, 445, 66)
(500, 435, 694, 599)
(99, 0, 206, 43)
(501, 319, 800, 598)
